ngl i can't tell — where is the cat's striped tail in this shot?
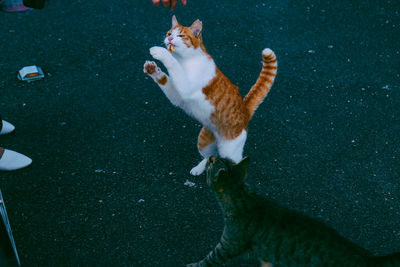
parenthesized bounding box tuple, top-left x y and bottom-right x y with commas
(243, 48, 277, 119)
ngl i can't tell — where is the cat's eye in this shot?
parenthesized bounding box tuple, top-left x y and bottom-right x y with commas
(177, 35, 185, 38)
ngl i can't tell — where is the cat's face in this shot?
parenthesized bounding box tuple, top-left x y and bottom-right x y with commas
(206, 157, 250, 193)
(163, 15, 204, 57)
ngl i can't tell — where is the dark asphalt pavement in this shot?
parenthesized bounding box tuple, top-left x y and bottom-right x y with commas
(1, 0, 400, 266)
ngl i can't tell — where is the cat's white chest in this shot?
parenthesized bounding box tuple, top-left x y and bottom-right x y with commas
(183, 58, 214, 90)
(179, 56, 216, 127)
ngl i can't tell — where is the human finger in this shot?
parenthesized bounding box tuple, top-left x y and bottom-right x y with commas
(180, 0, 187, 5)
(162, 0, 169, 8)
(152, 0, 160, 6)
(170, 0, 177, 10)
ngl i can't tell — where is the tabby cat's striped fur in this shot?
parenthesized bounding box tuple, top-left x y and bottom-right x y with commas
(187, 157, 400, 266)
(144, 16, 277, 175)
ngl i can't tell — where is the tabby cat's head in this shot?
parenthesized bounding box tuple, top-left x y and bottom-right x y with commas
(163, 15, 206, 57)
(206, 157, 250, 193)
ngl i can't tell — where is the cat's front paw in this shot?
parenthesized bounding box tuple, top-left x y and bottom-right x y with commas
(150, 46, 170, 61)
(143, 61, 160, 76)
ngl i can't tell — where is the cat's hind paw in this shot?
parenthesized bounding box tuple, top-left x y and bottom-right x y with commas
(190, 158, 208, 176)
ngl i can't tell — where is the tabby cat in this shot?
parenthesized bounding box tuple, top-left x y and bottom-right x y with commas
(187, 157, 400, 266)
(143, 16, 277, 176)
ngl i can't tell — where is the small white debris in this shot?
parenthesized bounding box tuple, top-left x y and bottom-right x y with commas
(138, 199, 145, 203)
(184, 180, 196, 188)
(95, 169, 104, 173)
(308, 50, 316, 54)
(328, 45, 334, 49)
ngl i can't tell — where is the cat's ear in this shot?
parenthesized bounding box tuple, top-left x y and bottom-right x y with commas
(190, 19, 202, 38)
(234, 157, 250, 180)
(172, 15, 181, 28)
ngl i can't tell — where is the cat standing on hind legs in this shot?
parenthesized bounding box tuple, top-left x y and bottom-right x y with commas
(144, 16, 277, 175)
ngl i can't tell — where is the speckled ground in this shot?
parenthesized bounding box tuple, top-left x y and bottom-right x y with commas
(0, 0, 399, 266)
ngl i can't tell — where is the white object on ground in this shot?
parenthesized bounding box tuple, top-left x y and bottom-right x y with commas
(184, 180, 196, 188)
(0, 149, 32, 171)
(17, 65, 45, 82)
(0, 120, 15, 135)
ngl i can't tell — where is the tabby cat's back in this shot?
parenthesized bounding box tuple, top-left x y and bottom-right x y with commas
(187, 157, 400, 266)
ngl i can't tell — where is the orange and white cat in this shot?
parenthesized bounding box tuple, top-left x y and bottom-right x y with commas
(143, 16, 277, 176)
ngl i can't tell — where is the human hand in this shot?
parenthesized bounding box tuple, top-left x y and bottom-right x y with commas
(152, 0, 187, 10)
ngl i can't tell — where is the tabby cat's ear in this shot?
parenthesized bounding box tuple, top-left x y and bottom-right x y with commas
(172, 15, 180, 28)
(190, 19, 202, 38)
(234, 157, 250, 180)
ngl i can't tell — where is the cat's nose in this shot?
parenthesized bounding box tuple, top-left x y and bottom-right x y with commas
(208, 157, 216, 164)
(168, 36, 173, 42)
